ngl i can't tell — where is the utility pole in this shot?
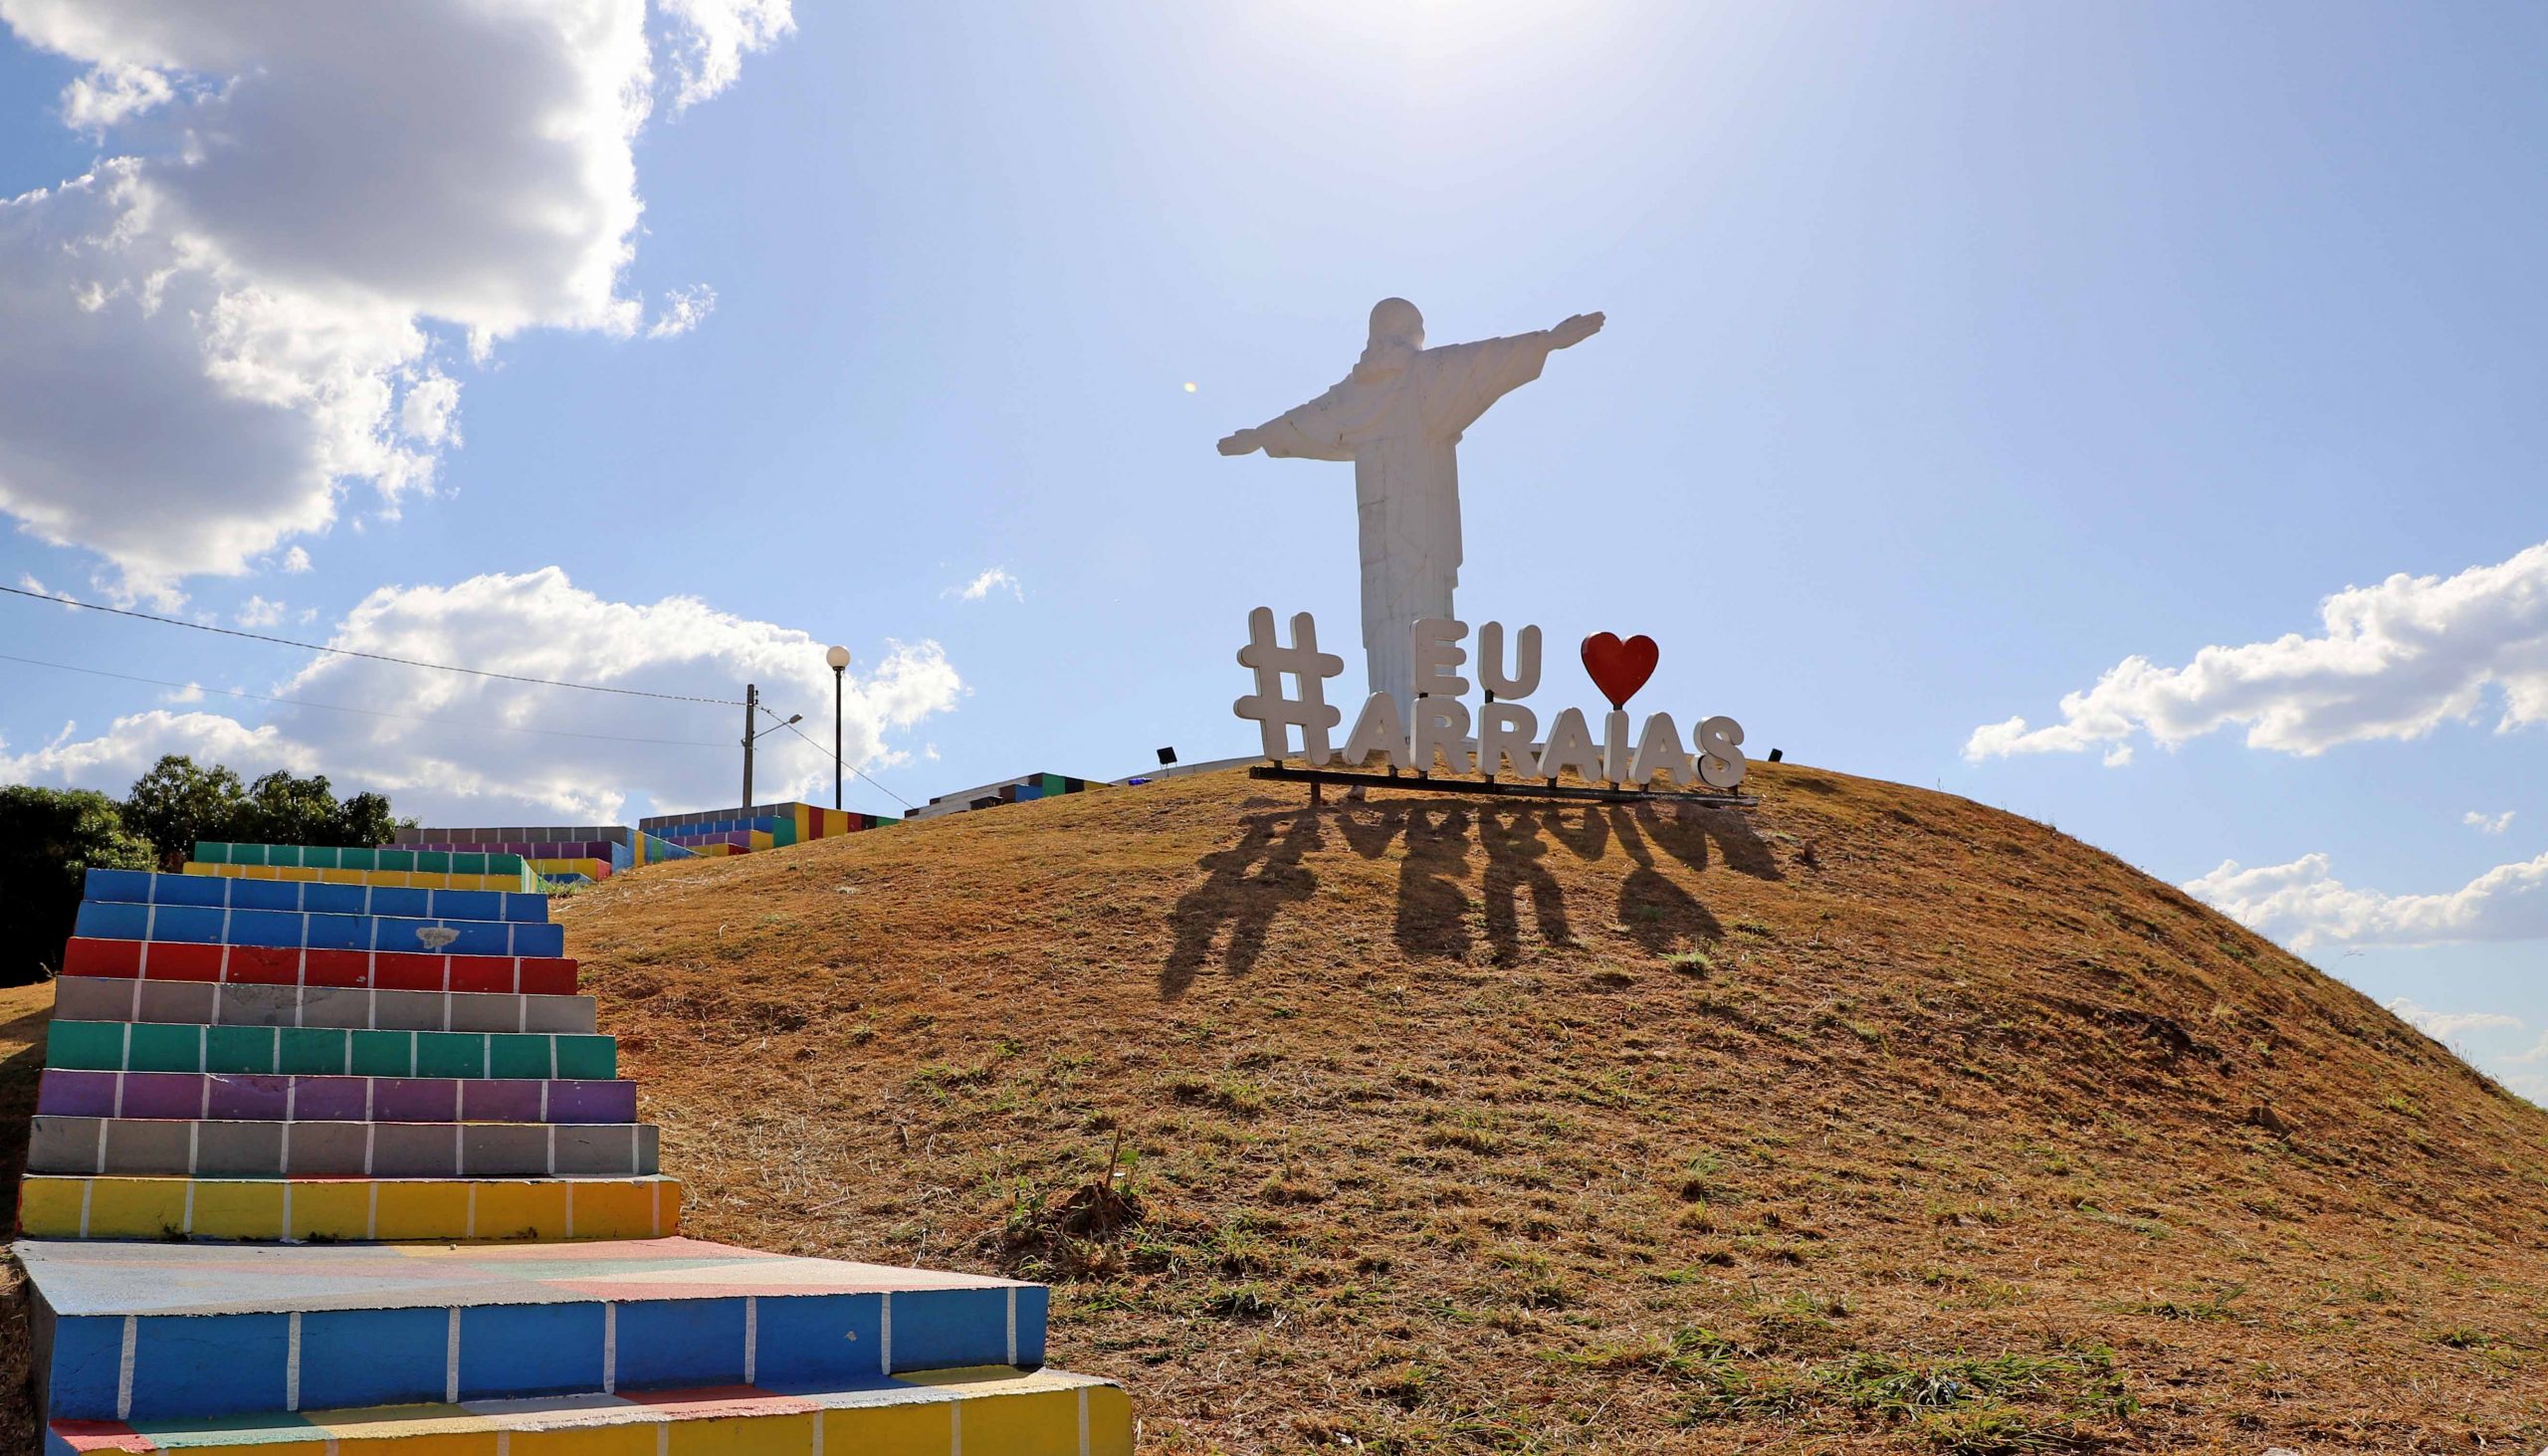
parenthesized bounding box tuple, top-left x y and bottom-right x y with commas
(741, 682, 757, 809)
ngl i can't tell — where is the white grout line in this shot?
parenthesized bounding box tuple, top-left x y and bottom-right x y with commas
(603, 1304, 618, 1394)
(1006, 1288, 1018, 1366)
(1078, 1388, 1090, 1456)
(286, 1311, 302, 1410)
(115, 1316, 135, 1420)
(445, 1308, 461, 1403)
(879, 1293, 892, 1376)
(744, 1295, 758, 1384)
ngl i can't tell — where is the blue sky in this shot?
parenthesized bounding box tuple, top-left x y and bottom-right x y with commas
(3, 4, 2546, 1095)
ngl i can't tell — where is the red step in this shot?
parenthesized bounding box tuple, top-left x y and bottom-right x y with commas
(59, 938, 578, 996)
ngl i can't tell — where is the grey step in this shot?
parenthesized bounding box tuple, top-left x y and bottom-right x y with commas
(28, 1116, 661, 1178)
(54, 974, 596, 1034)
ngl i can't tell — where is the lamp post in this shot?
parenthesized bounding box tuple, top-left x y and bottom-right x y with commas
(825, 646, 852, 810)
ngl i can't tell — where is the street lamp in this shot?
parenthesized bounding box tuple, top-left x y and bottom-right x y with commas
(825, 646, 852, 810)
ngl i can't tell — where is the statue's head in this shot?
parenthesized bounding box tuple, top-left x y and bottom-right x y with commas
(1353, 298, 1423, 381)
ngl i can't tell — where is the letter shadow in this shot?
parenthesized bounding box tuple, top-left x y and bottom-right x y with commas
(1162, 809, 1323, 997)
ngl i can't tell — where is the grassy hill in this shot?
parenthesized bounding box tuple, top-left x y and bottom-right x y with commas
(556, 763, 2548, 1452)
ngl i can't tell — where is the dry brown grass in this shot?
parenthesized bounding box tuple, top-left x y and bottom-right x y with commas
(2, 769, 2540, 1451)
(551, 762, 2548, 1452)
(0, 976, 59, 1452)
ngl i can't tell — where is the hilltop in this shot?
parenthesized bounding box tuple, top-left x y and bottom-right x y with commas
(549, 763, 2548, 1452)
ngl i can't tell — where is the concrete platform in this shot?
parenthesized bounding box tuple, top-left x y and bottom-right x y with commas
(85, 868, 550, 926)
(29, 1117, 661, 1178)
(55, 977, 598, 1034)
(74, 902, 565, 958)
(61, 938, 580, 996)
(21, 1237, 1045, 1423)
(45, 1366, 1132, 1455)
(38, 1070, 639, 1126)
(46, 1020, 616, 1081)
(17, 1174, 682, 1244)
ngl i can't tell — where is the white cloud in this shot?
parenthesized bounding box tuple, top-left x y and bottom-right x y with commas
(0, 2, 792, 599)
(279, 546, 312, 574)
(2381, 996, 2524, 1044)
(1968, 540, 2548, 763)
(160, 682, 203, 705)
(16, 573, 78, 607)
(234, 594, 284, 628)
(952, 567, 1023, 602)
(655, 0, 794, 110)
(0, 567, 960, 823)
(646, 284, 717, 338)
(2464, 809, 2515, 835)
(60, 59, 172, 130)
(398, 372, 461, 448)
(2184, 851, 2548, 950)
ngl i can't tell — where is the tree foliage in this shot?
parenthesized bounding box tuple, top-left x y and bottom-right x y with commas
(0, 786, 155, 981)
(0, 756, 404, 984)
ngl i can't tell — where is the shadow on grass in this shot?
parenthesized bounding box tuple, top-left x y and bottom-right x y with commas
(1161, 794, 1782, 992)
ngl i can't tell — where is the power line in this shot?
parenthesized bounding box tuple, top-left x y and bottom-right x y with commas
(0, 654, 731, 749)
(765, 706, 918, 810)
(0, 584, 741, 706)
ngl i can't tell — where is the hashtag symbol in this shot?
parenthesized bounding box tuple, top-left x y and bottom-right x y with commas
(1233, 606, 1345, 764)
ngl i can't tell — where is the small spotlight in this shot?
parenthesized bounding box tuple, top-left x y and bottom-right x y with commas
(1157, 746, 1177, 765)
(1767, 748, 1784, 763)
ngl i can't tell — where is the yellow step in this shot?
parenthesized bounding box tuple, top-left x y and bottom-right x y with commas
(19, 1174, 681, 1243)
(184, 862, 540, 893)
(45, 1365, 1132, 1455)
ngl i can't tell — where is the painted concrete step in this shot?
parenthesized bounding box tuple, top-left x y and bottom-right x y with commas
(74, 900, 565, 958)
(21, 1236, 1044, 1423)
(17, 1173, 682, 1243)
(185, 861, 542, 893)
(39, 1069, 638, 1125)
(62, 937, 579, 995)
(29, 1116, 661, 1179)
(87, 867, 550, 926)
(45, 1366, 1132, 1455)
(195, 841, 536, 876)
(55, 975, 598, 1034)
(46, 1019, 616, 1080)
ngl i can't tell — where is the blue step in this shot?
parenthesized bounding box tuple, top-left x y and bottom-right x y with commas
(20, 1236, 1046, 1423)
(73, 901, 565, 959)
(84, 868, 549, 925)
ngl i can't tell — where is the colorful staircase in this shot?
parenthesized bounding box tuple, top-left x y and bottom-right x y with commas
(20, 842, 1132, 1453)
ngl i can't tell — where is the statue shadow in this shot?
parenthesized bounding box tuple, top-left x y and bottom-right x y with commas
(1161, 808, 1324, 998)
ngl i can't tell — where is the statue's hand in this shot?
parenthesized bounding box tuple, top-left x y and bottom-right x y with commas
(1217, 429, 1262, 457)
(1550, 312, 1605, 348)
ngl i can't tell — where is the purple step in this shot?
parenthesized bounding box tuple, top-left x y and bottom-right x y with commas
(37, 1068, 638, 1125)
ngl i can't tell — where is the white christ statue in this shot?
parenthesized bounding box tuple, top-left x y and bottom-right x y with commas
(1218, 298, 1604, 718)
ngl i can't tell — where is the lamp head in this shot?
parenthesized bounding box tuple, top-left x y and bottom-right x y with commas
(825, 645, 851, 671)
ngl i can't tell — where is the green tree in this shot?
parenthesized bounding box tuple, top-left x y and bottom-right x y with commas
(0, 786, 153, 984)
(235, 771, 397, 848)
(120, 754, 247, 870)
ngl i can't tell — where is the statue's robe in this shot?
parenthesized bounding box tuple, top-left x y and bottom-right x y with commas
(1250, 331, 1559, 717)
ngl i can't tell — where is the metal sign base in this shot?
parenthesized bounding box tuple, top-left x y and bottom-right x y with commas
(1248, 763, 1759, 809)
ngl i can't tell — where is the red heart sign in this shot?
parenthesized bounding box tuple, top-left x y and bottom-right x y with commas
(1581, 633, 1658, 711)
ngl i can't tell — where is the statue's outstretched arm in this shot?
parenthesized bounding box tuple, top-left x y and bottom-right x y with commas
(1218, 393, 1356, 462)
